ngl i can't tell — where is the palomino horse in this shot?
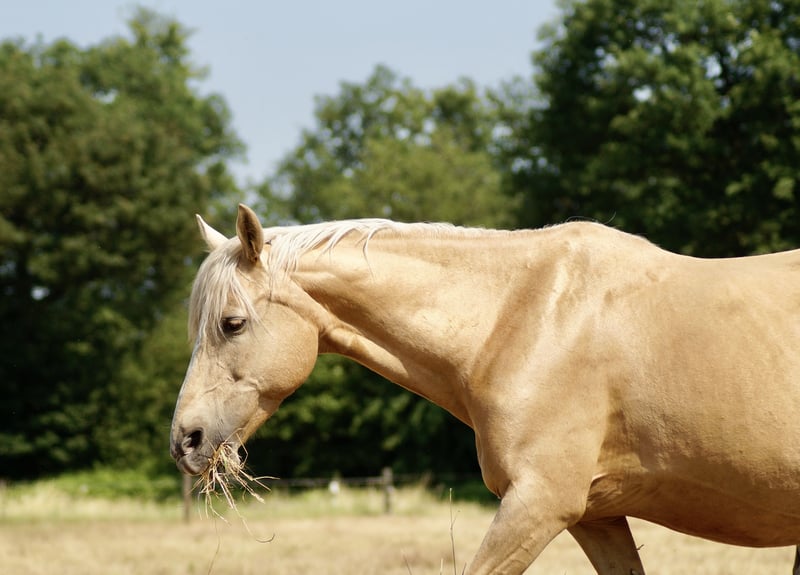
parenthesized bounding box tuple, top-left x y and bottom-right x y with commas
(171, 204, 800, 574)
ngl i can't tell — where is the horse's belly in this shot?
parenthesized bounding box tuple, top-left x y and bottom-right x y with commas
(585, 470, 800, 546)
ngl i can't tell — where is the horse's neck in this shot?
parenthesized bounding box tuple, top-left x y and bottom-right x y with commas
(291, 232, 529, 425)
(287, 222, 661, 426)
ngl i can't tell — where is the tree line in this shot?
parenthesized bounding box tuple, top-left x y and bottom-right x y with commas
(1, 1, 798, 481)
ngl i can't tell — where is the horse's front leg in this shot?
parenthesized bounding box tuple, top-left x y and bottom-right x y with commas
(464, 478, 581, 575)
(568, 517, 645, 574)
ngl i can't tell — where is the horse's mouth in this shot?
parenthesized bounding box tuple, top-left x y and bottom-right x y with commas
(174, 439, 243, 477)
(171, 423, 246, 476)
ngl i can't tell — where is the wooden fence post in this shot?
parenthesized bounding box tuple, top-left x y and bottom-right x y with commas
(381, 467, 394, 515)
(182, 474, 192, 523)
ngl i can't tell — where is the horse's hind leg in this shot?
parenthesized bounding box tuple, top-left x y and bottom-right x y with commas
(793, 545, 800, 575)
(568, 516, 645, 575)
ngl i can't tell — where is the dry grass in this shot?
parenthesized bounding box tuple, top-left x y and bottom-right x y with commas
(0, 483, 795, 574)
(197, 442, 272, 519)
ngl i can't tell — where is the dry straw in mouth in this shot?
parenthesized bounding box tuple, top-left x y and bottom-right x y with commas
(195, 441, 275, 573)
(197, 441, 275, 541)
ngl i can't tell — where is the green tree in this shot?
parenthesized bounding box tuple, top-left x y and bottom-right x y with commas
(504, 0, 800, 256)
(104, 305, 192, 475)
(0, 9, 242, 478)
(249, 66, 517, 478)
(245, 356, 481, 479)
(261, 65, 516, 227)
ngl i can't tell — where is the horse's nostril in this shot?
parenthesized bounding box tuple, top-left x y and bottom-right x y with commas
(181, 429, 204, 453)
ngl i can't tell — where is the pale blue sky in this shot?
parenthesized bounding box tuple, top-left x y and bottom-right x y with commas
(1, 1, 558, 185)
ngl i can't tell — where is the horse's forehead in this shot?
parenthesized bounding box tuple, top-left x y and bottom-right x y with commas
(231, 267, 268, 300)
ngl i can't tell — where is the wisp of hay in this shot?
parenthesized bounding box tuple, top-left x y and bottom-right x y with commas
(196, 441, 275, 542)
(194, 442, 275, 575)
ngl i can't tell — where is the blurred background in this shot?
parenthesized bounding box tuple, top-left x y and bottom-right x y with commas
(1, 0, 798, 506)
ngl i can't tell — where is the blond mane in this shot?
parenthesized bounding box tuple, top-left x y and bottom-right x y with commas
(188, 219, 484, 342)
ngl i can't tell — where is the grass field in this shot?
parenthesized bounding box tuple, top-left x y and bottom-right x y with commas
(0, 480, 795, 574)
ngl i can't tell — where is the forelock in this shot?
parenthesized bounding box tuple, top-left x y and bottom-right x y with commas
(188, 241, 260, 343)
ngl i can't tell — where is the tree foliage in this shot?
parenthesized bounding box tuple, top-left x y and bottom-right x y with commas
(245, 357, 480, 478)
(0, 9, 241, 478)
(505, 0, 800, 256)
(261, 65, 517, 227)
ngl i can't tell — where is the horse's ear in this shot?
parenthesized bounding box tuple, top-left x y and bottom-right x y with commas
(236, 204, 264, 264)
(196, 214, 228, 251)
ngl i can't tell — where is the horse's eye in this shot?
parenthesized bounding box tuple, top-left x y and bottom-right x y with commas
(221, 317, 247, 336)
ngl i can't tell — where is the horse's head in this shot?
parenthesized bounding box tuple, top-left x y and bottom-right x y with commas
(170, 205, 319, 475)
